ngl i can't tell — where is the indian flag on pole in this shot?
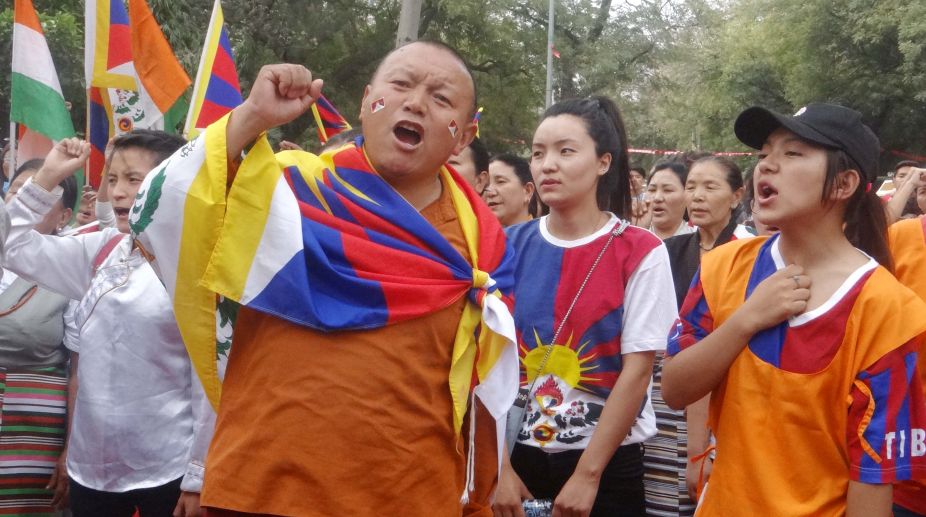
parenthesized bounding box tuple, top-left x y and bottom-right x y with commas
(11, 0, 75, 158)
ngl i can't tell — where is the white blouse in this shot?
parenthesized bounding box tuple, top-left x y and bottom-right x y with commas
(1, 178, 214, 493)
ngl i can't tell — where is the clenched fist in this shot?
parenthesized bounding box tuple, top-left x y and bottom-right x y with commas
(34, 137, 90, 192)
(237, 64, 323, 137)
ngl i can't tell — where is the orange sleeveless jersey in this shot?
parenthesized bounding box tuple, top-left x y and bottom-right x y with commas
(889, 216, 926, 514)
(668, 235, 926, 516)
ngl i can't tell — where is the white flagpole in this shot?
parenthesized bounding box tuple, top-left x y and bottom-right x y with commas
(545, 0, 555, 109)
(8, 122, 17, 176)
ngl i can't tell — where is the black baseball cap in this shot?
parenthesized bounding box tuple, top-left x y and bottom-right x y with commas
(734, 103, 881, 182)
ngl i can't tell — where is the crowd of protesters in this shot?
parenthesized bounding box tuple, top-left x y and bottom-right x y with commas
(0, 39, 924, 517)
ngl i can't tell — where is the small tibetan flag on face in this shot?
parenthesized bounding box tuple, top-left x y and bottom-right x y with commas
(310, 94, 352, 145)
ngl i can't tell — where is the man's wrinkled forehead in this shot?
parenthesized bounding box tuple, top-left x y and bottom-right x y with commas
(371, 42, 477, 110)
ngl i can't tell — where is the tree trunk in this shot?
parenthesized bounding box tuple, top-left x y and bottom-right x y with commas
(396, 0, 423, 48)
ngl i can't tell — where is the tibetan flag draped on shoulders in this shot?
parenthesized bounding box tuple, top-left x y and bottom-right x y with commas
(310, 95, 352, 144)
(11, 0, 76, 161)
(130, 113, 519, 438)
(185, 0, 242, 140)
(85, 0, 131, 185)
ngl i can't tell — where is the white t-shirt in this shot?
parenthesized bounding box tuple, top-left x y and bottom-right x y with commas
(506, 215, 679, 451)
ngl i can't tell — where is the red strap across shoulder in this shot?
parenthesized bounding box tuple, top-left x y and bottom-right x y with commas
(92, 234, 125, 273)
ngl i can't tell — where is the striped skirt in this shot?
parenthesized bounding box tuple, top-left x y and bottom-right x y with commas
(0, 366, 67, 517)
(643, 353, 696, 517)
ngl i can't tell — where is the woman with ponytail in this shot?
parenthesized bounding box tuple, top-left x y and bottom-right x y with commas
(493, 96, 677, 517)
(662, 103, 926, 516)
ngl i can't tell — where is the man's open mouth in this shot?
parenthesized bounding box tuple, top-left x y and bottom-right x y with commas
(393, 121, 423, 147)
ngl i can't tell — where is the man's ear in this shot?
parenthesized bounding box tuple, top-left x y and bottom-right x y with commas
(451, 121, 477, 157)
(59, 207, 73, 229)
(359, 85, 371, 121)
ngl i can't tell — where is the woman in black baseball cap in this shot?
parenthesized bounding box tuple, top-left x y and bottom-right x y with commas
(661, 103, 926, 516)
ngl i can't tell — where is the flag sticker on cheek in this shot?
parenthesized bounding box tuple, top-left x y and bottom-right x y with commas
(371, 98, 386, 113)
(448, 120, 458, 137)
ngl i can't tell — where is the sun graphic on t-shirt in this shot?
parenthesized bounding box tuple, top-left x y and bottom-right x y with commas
(520, 329, 599, 389)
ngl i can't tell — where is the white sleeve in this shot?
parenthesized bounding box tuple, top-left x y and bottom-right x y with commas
(63, 300, 81, 353)
(95, 200, 117, 229)
(180, 368, 216, 493)
(2, 178, 110, 300)
(621, 243, 679, 354)
(0, 199, 10, 287)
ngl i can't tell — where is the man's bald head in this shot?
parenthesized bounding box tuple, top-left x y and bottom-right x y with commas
(372, 40, 478, 116)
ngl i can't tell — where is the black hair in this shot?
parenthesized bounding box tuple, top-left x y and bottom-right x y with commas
(112, 129, 186, 167)
(824, 149, 893, 272)
(59, 175, 78, 213)
(540, 96, 632, 218)
(0, 142, 10, 182)
(630, 166, 646, 176)
(490, 153, 537, 218)
(469, 137, 490, 176)
(10, 159, 77, 210)
(691, 155, 744, 192)
(491, 153, 531, 185)
(323, 128, 363, 150)
(11, 159, 46, 184)
(675, 150, 712, 170)
(377, 40, 478, 116)
(648, 161, 687, 186)
(894, 160, 919, 172)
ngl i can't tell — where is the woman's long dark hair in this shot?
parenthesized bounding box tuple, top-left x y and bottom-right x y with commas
(540, 96, 632, 218)
(823, 149, 893, 272)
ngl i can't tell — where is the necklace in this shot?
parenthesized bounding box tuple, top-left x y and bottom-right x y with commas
(698, 240, 714, 252)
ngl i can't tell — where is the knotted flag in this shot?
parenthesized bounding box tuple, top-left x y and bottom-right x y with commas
(185, 0, 242, 139)
(130, 114, 519, 440)
(310, 94, 352, 144)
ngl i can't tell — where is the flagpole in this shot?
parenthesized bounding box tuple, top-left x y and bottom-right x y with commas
(8, 122, 17, 175)
(545, 0, 554, 109)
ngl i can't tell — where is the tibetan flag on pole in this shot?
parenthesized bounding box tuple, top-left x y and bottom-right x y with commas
(84, 0, 191, 185)
(310, 95, 352, 145)
(128, 0, 192, 133)
(86, 0, 135, 90)
(185, 0, 242, 140)
(86, 87, 112, 188)
(11, 0, 75, 151)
